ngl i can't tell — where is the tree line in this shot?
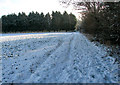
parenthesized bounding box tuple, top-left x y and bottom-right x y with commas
(2, 11, 77, 32)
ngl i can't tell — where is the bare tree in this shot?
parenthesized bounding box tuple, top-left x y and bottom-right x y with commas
(59, 0, 104, 16)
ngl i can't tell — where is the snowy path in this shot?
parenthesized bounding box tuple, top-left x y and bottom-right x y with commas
(1, 32, 118, 83)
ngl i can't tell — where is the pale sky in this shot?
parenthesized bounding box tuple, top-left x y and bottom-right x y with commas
(0, 0, 79, 18)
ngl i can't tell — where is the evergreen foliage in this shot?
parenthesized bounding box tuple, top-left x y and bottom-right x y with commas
(2, 11, 77, 32)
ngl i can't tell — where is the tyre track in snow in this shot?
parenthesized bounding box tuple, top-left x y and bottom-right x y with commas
(25, 37, 65, 79)
(55, 33, 76, 83)
(26, 34, 74, 83)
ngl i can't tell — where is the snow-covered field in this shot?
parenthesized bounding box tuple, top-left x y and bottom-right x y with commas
(0, 32, 118, 83)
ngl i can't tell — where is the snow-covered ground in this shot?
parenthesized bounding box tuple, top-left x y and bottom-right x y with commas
(0, 32, 119, 83)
